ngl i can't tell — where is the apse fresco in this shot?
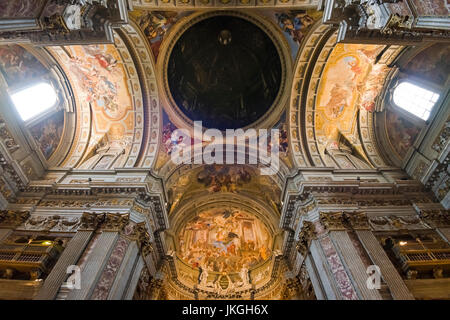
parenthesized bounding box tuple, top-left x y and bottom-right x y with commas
(178, 208, 272, 273)
(386, 109, 424, 159)
(29, 110, 64, 159)
(315, 44, 386, 147)
(404, 44, 450, 84)
(0, 45, 47, 86)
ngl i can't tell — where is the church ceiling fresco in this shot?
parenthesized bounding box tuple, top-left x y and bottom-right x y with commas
(403, 44, 450, 85)
(166, 165, 281, 216)
(0, 44, 47, 87)
(315, 44, 388, 155)
(155, 109, 292, 173)
(272, 9, 322, 57)
(54, 45, 132, 121)
(377, 44, 449, 164)
(167, 15, 282, 130)
(271, 114, 291, 167)
(130, 10, 192, 61)
(385, 106, 425, 160)
(48, 43, 136, 166)
(178, 207, 272, 274)
(29, 110, 64, 160)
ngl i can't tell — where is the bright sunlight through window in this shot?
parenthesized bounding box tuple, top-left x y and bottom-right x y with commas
(393, 82, 440, 121)
(11, 82, 57, 121)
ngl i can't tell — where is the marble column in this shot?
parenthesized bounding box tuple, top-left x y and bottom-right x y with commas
(356, 230, 414, 300)
(108, 242, 139, 299)
(304, 255, 325, 300)
(123, 256, 144, 300)
(309, 239, 339, 300)
(65, 231, 118, 300)
(330, 231, 382, 300)
(34, 231, 94, 300)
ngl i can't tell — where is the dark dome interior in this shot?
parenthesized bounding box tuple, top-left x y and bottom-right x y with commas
(167, 15, 282, 130)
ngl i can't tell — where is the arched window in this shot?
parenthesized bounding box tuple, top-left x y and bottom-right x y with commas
(393, 81, 440, 121)
(10, 82, 58, 121)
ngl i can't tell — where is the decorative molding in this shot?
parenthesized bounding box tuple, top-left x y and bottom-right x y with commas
(18, 215, 81, 232)
(320, 211, 371, 231)
(368, 214, 429, 231)
(131, 0, 320, 9)
(419, 209, 450, 228)
(0, 210, 30, 228)
(0, 0, 131, 46)
(322, 0, 450, 44)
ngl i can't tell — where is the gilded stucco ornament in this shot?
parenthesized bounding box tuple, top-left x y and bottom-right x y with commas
(420, 209, 450, 228)
(0, 210, 30, 228)
(296, 221, 316, 256)
(79, 212, 105, 231)
(101, 213, 130, 232)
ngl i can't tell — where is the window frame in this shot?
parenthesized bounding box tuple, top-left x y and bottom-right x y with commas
(390, 78, 442, 124)
(9, 80, 60, 127)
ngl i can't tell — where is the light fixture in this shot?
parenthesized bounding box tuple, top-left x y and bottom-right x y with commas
(399, 241, 407, 246)
(218, 29, 232, 45)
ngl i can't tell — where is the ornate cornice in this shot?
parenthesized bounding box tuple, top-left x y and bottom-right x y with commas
(19, 214, 81, 232)
(0, 0, 130, 46)
(0, 210, 30, 228)
(79, 212, 105, 231)
(420, 209, 450, 228)
(319, 211, 370, 231)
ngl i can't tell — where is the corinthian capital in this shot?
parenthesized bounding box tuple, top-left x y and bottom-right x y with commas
(345, 211, 370, 230)
(102, 213, 130, 232)
(320, 212, 346, 231)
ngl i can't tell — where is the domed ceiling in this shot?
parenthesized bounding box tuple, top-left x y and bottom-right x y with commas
(167, 15, 282, 130)
(178, 207, 272, 274)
